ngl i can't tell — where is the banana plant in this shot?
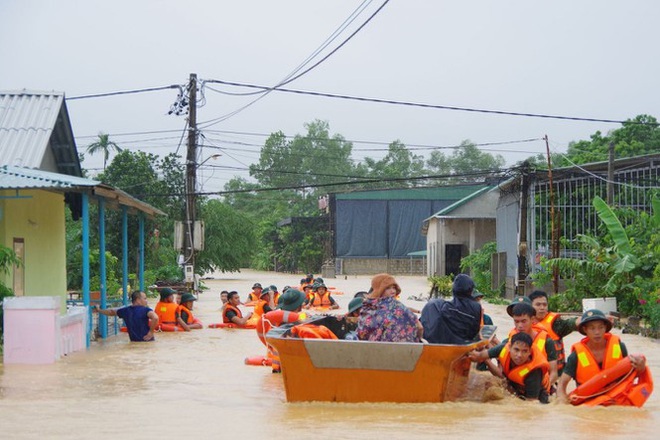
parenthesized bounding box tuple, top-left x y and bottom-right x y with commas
(592, 195, 640, 274)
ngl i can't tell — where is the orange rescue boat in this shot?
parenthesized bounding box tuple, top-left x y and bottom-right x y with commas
(266, 315, 494, 403)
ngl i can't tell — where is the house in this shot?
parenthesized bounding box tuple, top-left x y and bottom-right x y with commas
(422, 186, 498, 277)
(329, 184, 493, 275)
(1, 90, 163, 362)
(496, 154, 660, 298)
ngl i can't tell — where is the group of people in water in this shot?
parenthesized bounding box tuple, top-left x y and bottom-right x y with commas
(97, 271, 653, 407)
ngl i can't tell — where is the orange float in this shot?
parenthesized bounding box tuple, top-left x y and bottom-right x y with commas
(569, 356, 654, 407)
(244, 356, 272, 366)
(208, 322, 256, 329)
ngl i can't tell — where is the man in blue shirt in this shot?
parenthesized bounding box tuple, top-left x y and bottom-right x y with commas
(97, 291, 158, 342)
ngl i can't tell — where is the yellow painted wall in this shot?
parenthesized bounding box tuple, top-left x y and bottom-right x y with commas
(0, 190, 67, 313)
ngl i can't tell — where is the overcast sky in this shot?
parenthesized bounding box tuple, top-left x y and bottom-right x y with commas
(2, 1, 659, 193)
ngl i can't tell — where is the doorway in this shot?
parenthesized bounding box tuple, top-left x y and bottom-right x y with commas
(445, 244, 463, 277)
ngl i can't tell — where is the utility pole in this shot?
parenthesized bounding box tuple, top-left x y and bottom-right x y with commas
(545, 135, 559, 294)
(184, 73, 198, 289)
(517, 160, 530, 296)
(607, 141, 615, 205)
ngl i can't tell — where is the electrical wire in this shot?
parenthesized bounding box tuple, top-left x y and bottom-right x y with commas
(139, 168, 509, 198)
(197, 0, 391, 128)
(67, 85, 180, 100)
(552, 151, 660, 189)
(204, 79, 656, 126)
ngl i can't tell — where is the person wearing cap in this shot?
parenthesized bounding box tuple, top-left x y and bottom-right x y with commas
(269, 285, 281, 305)
(301, 284, 314, 305)
(557, 309, 651, 405)
(176, 293, 203, 331)
(420, 274, 482, 344)
(342, 297, 364, 341)
(249, 287, 277, 326)
(155, 288, 179, 330)
(528, 290, 578, 377)
(305, 283, 339, 310)
(223, 291, 253, 326)
(246, 283, 263, 304)
(96, 290, 158, 342)
(499, 332, 551, 403)
(256, 289, 306, 373)
(470, 302, 558, 386)
(357, 273, 422, 342)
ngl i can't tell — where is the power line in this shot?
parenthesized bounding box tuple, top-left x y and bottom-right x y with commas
(197, 0, 391, 128)
(140, 168, 510, 198)
(75, 128, 187, 139)
(67, 85, 180, 100)
(205, 79, 654, 126)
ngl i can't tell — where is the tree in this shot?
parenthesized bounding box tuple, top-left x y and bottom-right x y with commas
(249, 120, 357, 214)
(564, 114, 660, 165)
(86, 133, 122, 171)
(427, 140, 505, 182)
(195, 200, 256, 273)
(359, 140, 426, 188)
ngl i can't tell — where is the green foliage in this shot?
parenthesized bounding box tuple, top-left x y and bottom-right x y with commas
(428, 275, 453, 298)
(86, 132, 121, 170)
(0, 244, 21, 336)
(427, 140, 505, 182)
(196, 200, 256, 273)
(459, 241, 502, 297)
(359, 140, 427, 188)
(541, 195, 660, 327)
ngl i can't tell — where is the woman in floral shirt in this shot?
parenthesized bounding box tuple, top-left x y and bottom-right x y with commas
(357, 273, 423, 342)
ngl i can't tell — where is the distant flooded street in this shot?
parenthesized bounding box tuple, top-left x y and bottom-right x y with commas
(1, 270, 658, 439)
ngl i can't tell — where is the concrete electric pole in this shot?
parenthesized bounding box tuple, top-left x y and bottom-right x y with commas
(184, 73, 198, 289)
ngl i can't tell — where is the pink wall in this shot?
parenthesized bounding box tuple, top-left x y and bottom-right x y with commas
(3, 297, 86, 364)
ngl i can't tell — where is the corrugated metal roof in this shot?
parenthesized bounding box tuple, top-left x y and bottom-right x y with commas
(0, 165, 165, 217)
(334, 184, 489, 201)
(0, 90, 64, 168)
(0, 165, 98, 189)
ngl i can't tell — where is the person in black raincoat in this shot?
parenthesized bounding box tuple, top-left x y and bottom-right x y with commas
(420, 274, 482, 344)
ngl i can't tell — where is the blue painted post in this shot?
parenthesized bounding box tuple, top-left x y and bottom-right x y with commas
(122, 206, 129, 306)
(82, 193, 91, 348)
(139, 214, 145, 292)
(119, 206, 129, 336)
(99, 198, 107, 339)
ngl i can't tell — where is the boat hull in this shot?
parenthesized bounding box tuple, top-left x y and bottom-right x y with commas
(266, 334, 485, 403)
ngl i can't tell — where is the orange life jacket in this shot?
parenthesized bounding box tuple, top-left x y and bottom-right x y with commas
(253, 299, 269, 317)
(247, 290, 260, 302)
(571, 333, 623, 385)
(535, 312, 566, 370)
(290, 324, 338, 339)
(223, 304, 243, 324)
(507, 327, 550, 358)
(256, 310, 301, 346)
(311, 291, 332, 307)
(570, 356, 654, 407)
(499, 342, 550, 391)
(257, 309, 301, 373)
(155, 301, 178, 324)
(177, 305, 195, 324)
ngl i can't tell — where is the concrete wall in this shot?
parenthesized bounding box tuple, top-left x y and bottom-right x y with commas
(0, 190, 67, 312)
(337, 258, 425, 276)
(426, 218, 496, 276)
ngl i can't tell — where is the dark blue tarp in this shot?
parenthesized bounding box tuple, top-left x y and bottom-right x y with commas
(336, 199, 455, 258)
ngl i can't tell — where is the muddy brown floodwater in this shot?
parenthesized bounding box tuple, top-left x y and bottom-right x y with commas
(0, 269, 658, 439)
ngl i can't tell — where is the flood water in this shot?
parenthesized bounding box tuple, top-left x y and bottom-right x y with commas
(1, 269, 658, 439)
